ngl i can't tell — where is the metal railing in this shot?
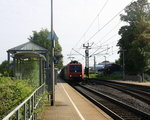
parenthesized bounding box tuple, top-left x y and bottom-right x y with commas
(2, 84, 46, 120)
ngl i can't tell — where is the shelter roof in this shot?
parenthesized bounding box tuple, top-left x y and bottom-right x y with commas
(7, 41, 48, 54)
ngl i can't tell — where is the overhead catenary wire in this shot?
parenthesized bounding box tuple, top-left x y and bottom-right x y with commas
(82, 0, 135, 45)
(82, 19, 121, 56)
(73, 1, 121, 53)
(89, 33, 118, 57)
(100, 33, 118, 46)
(72, 48, 85, 57)
(79, 20, 121, 50)
(69, 0, 135, 62)
(83, 9, 125, 45)
(89, 20, 121, 57)
(94, 20, 121, 45)
(92, 49, 119, 63)
(71, 0, 109, 50)
(80, 0, 135, 58)
(90, 47, 110, 57)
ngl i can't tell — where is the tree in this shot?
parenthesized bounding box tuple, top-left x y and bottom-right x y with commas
(0, 60, 13, 77)
(28, 29, 63, 69)
(117, 0, 150, 75)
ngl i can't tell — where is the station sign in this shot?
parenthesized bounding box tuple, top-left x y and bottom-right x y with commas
(54, 60, 58, 64)
(47, 31, 58, 41)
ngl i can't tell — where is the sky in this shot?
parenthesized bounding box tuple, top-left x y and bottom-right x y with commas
(0, 0, 144, 66)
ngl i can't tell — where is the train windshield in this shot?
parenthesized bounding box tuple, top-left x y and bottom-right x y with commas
(69, 65, 82, 72)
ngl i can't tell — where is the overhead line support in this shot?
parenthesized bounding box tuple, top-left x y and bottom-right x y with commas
(83, 43, 93, 79)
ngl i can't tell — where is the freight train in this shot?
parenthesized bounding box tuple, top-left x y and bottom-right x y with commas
(60, 60, 84, 82)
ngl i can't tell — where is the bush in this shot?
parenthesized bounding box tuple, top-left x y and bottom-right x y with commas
(0, 77, 34, 119)
(144, 74, 150, 82)
(0, 60, 13, 77)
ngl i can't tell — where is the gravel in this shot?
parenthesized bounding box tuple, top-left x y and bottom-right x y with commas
(84, 84, 150, 114)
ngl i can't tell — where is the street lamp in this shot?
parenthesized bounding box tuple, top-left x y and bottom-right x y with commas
(50, 0, 55, 106)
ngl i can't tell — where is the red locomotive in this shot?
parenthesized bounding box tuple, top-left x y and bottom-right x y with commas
(60, 60, 84, 82)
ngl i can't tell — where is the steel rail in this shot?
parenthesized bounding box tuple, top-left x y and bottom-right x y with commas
(91, 79, 150, 96)
(90, 79, 150, 104)
(74, 85, 124, 120)
(99, 82, 150, 104)
(99, 79, 150, 92)
(74, 84, 150, 120)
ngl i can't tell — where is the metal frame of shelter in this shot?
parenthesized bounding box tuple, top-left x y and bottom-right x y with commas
(7, 41, 49, 86)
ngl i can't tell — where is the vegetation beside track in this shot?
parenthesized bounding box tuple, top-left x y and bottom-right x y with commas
(0, 60, 45, 119)
(0, 77, 34, 119)
(84, 72, 122, 80)
(117, 0, 150, 76)
(89, 74, 122, 80)
(87, 73, 150, 82)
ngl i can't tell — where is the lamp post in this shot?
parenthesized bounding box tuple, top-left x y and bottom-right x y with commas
(50, 0, 55, 106)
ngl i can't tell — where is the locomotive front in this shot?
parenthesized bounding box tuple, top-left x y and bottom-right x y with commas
(66, 61, 84, 81)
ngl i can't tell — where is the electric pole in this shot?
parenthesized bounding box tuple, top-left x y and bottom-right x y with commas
(83, 43, 92, 79)
(120, 49, 126, 80)
(94, 56, 96, 74)
(122, 50, 125, 80)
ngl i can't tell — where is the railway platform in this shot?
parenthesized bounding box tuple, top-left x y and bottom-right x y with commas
(38, 78, 112, 120)
(112, 80, 150, 86)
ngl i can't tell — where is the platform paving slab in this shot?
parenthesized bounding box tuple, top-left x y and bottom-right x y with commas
(39, 79, 113, 120)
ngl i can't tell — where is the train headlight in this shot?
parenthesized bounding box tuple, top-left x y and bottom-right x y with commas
(70, 75, 72, 77)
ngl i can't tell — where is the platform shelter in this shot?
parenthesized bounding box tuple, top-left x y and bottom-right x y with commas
(7, 41, 49, 86)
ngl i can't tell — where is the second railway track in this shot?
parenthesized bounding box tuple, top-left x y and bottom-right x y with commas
(92, 80, 150, 105)
(73, 83, 150, 120)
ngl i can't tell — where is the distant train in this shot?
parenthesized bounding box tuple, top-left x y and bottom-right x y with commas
(60, 60, 84, 82)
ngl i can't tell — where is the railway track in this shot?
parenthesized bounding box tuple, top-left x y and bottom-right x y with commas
(92, 79, 150, 92)
(73, 84, 150, 120)
(91, 80, 150, 105)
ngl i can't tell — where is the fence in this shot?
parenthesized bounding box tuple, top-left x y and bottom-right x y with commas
(2, 84, 46, 120)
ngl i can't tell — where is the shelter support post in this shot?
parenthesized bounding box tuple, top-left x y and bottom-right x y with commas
(13, 57, 16, 77)
(7, 52, 10, 66)
(39, 58, 42, 86)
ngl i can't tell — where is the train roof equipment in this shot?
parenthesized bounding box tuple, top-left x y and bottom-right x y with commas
(69, 60, 81, 64)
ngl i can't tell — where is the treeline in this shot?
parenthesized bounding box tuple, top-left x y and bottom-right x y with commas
(117, 0, 150, 77)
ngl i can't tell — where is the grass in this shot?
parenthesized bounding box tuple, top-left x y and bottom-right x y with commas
(88, 73, 150, 82)
(85, 73, 123, 80)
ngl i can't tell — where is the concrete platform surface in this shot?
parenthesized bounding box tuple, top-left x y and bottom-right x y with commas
(39, 79, 112, 120)
(113, 80, 150, 86)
